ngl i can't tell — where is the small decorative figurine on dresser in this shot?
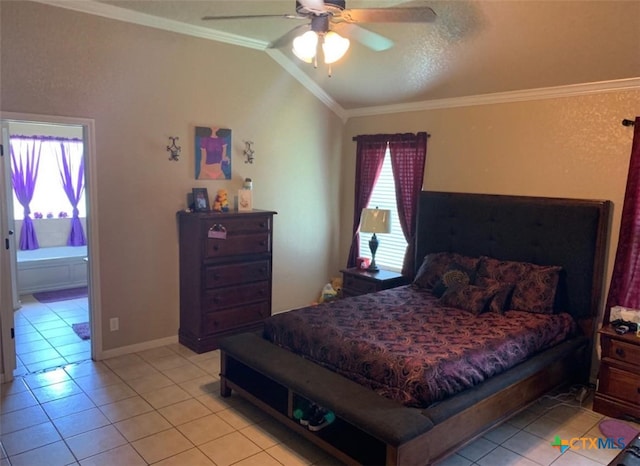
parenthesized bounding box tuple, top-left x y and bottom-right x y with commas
(212, 189, 230, 212)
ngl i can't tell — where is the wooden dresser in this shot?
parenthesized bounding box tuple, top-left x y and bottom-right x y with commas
(177, 210, 276, 353)
(593, 325, 640, 420)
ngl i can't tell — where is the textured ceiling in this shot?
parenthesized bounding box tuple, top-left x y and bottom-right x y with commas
(78, 1, 640, 110)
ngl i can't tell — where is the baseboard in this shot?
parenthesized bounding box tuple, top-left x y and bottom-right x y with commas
(96, 335, 178, 360)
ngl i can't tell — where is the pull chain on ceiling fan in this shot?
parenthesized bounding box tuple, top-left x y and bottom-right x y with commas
(202, 0, 436, 75)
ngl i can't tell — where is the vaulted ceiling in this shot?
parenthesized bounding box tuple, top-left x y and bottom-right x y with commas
(43, 1, 640, 115)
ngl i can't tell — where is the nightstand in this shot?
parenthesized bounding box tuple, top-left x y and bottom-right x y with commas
(340, 267, 409, 297)
(593, 325, 640, 420)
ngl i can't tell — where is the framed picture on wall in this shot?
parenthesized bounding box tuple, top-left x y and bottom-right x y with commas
(195, 126, 232, 180)
(192, 188, 210, 212)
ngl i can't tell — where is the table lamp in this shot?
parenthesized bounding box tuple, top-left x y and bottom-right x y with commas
(360, 207, 391, 272)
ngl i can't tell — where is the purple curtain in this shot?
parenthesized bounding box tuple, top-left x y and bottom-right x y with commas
(347, 135, 388, 267)
(10, 137, 42, 250)
(55, 140, 86, 246)
(389, 132, 428, 278)
(606, 116, 640, 309)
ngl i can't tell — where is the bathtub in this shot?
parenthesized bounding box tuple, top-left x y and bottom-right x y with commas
(17, 246, 88, 295)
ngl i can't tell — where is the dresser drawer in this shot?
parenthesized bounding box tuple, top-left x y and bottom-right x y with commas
(201, 216, 271, 236)
(341, 289, 361, 298)
(205, 233, 270, 258)
(204, 281, 270, 310)
(598, 365, 640, 406)
(603, 338, 640, 365)
(203, 302, 270, 334)
(343, 274, 378, 294)
(204, 261, 270, 288)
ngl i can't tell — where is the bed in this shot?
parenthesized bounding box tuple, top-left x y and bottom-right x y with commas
(218, 191, 611, 465)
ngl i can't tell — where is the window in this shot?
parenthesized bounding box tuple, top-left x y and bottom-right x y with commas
(359, 146, 407, 272)
(11, 139, 86, 220)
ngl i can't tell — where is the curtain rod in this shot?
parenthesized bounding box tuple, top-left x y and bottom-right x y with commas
(622, 119, 635, 127)
(352, 133, 431, 141)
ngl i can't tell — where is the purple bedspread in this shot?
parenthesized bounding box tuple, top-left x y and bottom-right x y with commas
(263, 285, 576, 408)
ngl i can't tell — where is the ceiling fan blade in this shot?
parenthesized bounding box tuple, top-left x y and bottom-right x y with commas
(202, 14, 303, 21)
(268, 24, 309, 49)
(342, 7, 436, 23)
(335, 23, 394, 52)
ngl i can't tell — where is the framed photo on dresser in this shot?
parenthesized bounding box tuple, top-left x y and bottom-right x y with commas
(238, 189, 252, 212)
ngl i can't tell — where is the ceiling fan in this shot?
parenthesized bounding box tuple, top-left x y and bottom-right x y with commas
(202, 1, 436, 69)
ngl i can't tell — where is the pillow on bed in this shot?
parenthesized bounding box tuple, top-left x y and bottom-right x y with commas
(474, 277, 515, 314)
(438, 284, 496, 314)
(432, 263, 476, 297)
(476, 256, 561, 314)
(510, 265, 562, 314)
(413, 252, 479, 290)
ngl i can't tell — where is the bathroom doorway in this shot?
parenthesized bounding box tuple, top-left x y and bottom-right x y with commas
(0, 113, 101, 382)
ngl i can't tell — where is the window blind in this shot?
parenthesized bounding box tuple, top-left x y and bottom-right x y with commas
(360, 148, 407, 272)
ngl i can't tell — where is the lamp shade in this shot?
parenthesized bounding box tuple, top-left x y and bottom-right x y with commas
(322, 31, 350, 64)
(292, 30, 350, 65)
(360, 208, 391, 234)
(292, 30, 318, 63)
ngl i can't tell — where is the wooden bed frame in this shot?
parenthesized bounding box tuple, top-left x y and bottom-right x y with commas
(218, 191, 611, 465)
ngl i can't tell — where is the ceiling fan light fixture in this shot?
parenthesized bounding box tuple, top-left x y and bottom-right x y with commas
(292, 30, 318, 63)
(322, 31, 350, 64)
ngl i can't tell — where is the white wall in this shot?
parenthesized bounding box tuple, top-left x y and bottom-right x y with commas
(0, 1, 343, 352)
(341, 90, 640, 346)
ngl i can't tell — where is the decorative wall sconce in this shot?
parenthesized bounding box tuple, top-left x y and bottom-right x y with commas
(166, 136, 181, 161)
(243, 140, 255, 164)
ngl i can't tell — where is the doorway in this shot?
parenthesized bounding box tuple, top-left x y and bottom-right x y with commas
(0, 113, 101, 383)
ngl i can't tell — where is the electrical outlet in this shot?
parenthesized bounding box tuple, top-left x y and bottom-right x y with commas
(110, 317, 119, 331)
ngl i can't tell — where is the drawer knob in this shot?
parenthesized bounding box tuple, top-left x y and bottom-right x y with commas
(615, 348, 625, 357)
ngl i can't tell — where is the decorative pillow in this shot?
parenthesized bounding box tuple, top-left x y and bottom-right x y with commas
(510, 264, 561, 314)
(413, 252, 479, 290)
(432, 263, 477, 298)
(476, 256, 561, 314)
(476, 256, 530, 284)
(439, 284, 495, 315)
(475, 277, 514, 314)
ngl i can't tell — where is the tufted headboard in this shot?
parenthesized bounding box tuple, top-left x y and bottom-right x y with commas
(415, 191, 611, 325)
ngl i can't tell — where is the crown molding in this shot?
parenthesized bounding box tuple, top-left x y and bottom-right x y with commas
(34, 0, 348, 119)
(345, 78, 640, 119)
(33, 1, 640, 122)
(34, 0, 268, 50)
(265, 50, 348, 122)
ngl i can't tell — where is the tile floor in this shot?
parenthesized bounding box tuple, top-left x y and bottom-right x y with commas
(1, 296, 639, 466)
(12, 294, 91, 376)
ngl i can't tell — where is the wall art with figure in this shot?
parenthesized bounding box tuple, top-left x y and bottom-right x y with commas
(195, 126, 232, 180)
